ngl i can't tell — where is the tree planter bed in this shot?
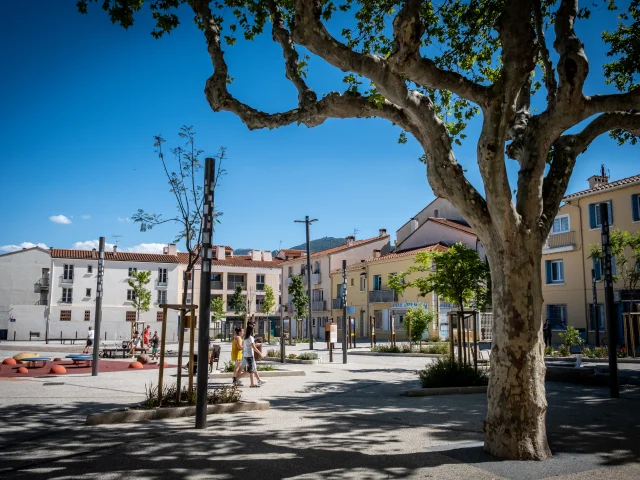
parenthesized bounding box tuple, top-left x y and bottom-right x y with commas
(350, 351, 449, 358)
(86, 400, 269, 425)
(405, 386, 488, 397)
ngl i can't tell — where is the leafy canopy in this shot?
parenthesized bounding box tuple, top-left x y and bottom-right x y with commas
(288, 275, 309, 319)
(127, 270, 152, 320)
(261, 284, 276, 317)
(211, 296, 226, 321)
(588, 229, 640, 291)
(228, 285, 246, 315)
(391, 243, 488, 309)
(404, 305, 433, 343)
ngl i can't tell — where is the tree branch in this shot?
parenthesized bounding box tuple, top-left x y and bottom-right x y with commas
(388, 0, 489, 107)
(584, 89, 640, 115)
(540, 112, 640, 233)
(553, 0, 589, 107)
(267, 0, 317, 107)
(533, 0, 557, 104)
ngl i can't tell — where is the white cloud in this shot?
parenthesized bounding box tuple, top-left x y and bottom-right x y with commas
(70, 240, 166, 254)
(50, 215, 72, 225)
(117, 217, 131, 223)
(125, 243, 167, 254)
(0, 242, 48, 253)
(81, 215, 91, 220)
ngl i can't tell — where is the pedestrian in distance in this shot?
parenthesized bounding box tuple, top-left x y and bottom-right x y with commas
(151, 331, 160, 360)
(232, 326, 246, 386)
(143, 325, 151, 348)
(83, 326, 94, 354)
(543, 319, 553, 348)
(243, 324, 265, 388)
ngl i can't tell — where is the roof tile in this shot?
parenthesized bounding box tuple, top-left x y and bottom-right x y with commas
(50, 249, 179, 263)
(563, 174, 640, 200)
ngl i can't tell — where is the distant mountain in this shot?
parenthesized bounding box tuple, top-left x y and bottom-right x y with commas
(234, 237, 345, 256)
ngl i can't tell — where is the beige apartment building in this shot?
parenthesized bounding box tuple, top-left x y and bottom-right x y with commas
(178, 246, 282, 337)
(542, 172, 640, 344)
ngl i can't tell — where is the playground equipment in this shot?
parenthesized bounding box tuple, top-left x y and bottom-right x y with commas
(157, 303, 198, 407)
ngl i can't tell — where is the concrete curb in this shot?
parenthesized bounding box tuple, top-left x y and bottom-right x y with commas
(260, 358, 321, 364)
(86, 400, 269, 425)
(350, 351, 447, 358)
(210, 370, 306, 378)
(405, 386, 488, 397)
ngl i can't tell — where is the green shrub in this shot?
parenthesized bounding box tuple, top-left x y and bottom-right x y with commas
(404, 307, 433, 343)
(594, 347, 608, 358)
(141, 383, 241, 408)
(426, 336, 441, 342)
(257, 364, 274, 371)
(559, 326, 584, 347)
(418, 357, 488, 388)
(556, 344, 570, 357)
(371, 345, 401, 353)
(420, 343, 449, 355)
(544, 346, 553, 356)
(223, 360, 235, 372)
(296, 352, 319, 360)
(266, 349, 279, 358)
(287, 353, 297, 359)
(400, 343, 412, 353)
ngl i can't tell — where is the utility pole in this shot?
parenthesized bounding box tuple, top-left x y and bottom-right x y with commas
(196, 157, 215, 429)
(342, 259, 348, 364)
(295, 216, 317, 350)
(91, 237, 105, 376)
(600, 202, 619, 398)
(592, 268, 599, 348)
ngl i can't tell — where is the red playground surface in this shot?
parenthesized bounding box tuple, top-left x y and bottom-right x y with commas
(0, 359, 172, 378)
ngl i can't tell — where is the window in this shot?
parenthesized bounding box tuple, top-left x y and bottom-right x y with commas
(158, 290, 167, 304)
(551, 215, 570, 234)
(158, 268, 167, 285)
(288, 266, 293, 276)
(312, 289, 324, 301)
(63, 264, 74, 282)
(589, 304, 605, 332)
(545, 260, 564, 284)
(62, 288, 72, 303)
(373, 275, 382, 291)
(85, 288, 91, 297)
(360, 276, 366, 292)
(60, 310, 71, 321)
(228, 274, 245, 290)
(126, 311, 136, 322)
(350, 278, 354, 287)
(256, 274, 265, 291)
(127, 289, 136, 301)
(128, 267, 137, 277)
(632, 194, 640, 222)
(87, 265, 93, 273)
(375, 311, 383, 329)
(546, 304, 567, 330)
(434, 209, 439, 218)
(314, 262, 320, 274)
(211, 273, 223, 289)
(256, 295, 264, 311)
(589, 201, 613, 228)
(84, 310, 91, 321)
(157, 311, 163, 322)
(592, 256, 617, 280)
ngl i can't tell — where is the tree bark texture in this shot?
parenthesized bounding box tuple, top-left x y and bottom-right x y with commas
(483, 237, 551, 460)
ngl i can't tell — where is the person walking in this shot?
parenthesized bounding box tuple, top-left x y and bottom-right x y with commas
(83, 326, 94, 354)
(232, 326, 245, 386)
(143, 325, 151, 348)
(243, 325, 265, 388)
(151, 331, 160, 360)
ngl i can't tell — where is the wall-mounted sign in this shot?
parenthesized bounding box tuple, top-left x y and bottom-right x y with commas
(346, 306, 356, 314)
(391, 302, 428, 309)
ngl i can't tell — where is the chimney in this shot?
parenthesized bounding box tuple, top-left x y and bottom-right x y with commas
(346, 236, 355, 247)
(373, 249, 381, 259)
(164, 243, 177, 255)
(251, 250, 261, 261)
(379, 228, 387, 237)
(262, 250, 273, 262)
(588, 174, 609, 189)
(410, 218, 419, 233)
(215, 245, 226, 260)
(113, 245, 118, 253)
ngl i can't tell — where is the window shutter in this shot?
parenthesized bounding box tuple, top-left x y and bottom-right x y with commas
(593, 258, 601, 280)
(608, 201, 613, 225)
(632, 194, 639, 221)
(545, 261, 552, 283)
(588, 204, 596, 228)
(559, 261, 564, 280)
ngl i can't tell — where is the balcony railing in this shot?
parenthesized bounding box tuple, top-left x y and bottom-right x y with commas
(157, 279, 168, 287)
(369, 289, 396, 303)
(61, 276, 74, 284)
(332, 298, 342, 310)
(40, 276, 50, 290)
(228, 281, 245, 290)
(211, 280, 223, 290)
(544, 231, 576, 250)
(312, 300, 326, 311)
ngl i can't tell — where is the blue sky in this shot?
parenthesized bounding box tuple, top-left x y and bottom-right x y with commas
(0, 2, 637, 254)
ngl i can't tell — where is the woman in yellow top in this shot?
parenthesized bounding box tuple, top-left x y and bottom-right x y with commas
(231, 326, 244, 386)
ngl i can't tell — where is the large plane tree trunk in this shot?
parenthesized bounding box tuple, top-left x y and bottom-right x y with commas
(483, 236, 551, 460)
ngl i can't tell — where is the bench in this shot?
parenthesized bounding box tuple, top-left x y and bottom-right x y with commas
(19, 357, 51, 368)
(29, 331, 41, 341)
(60, 338, 78, 345)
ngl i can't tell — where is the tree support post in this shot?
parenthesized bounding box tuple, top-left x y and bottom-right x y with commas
(158, 306, 168, 407)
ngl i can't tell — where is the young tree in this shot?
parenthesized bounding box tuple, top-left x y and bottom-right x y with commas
(211, 296, 226, 322)
(228, 285, 246, 317)
(404, 306, 432, 347)
(289, 275, 308, 336)
(127, 270, 152, 323)
(261, 284, 276, 318)
(79, 0, 640, 460)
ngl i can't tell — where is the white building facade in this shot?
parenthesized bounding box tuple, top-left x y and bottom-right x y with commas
(0, 247, 51, 340)
(48, 247, 180, 342)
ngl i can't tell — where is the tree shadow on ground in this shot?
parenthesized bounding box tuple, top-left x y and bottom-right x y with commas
(1, 378, 639, 479)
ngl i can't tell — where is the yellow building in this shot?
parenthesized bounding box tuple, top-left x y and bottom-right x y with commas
(329, 244, 449, 341)
(542, 172, 640, 344)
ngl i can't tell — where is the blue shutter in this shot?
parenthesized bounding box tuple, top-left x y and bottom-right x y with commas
(545, 261, 552, 283)
(589, 204, 597, 228)
(612, 255, 617, 276)
(593, 258, 601, 280)
(608, 201, 613, 225)
(632, 194, 639, 221)
(559, 261, 564, 281)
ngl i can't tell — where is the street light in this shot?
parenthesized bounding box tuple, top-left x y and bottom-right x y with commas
(295, 216, 318, 350)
